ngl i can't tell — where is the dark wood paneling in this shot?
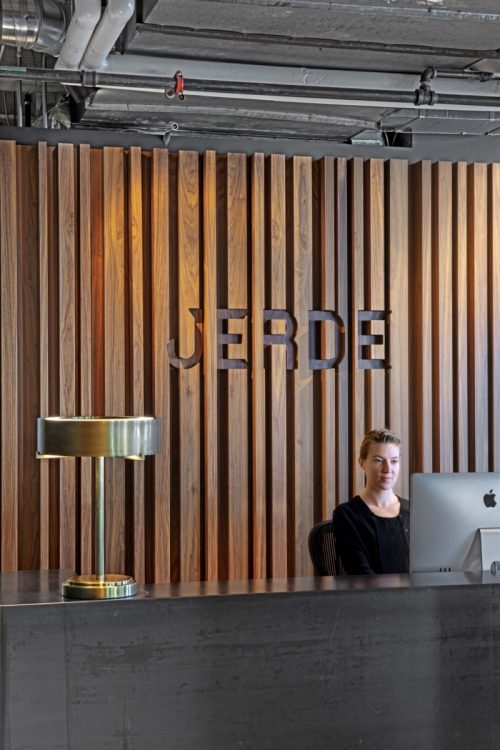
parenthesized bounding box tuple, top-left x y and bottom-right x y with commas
(320, 157, 337, 514)
(177, 151, 201, 582)
(387, 159, 409, 499)
(251, 153, 266, 579)
(268, 153, 287, 578)
(454, 162, 469, 472)
(129, 147, 146, 584)
(1, 141, 19, 571)
(365, 159, 385, 431)
(292, 156, 314, 577)
(492, 164, 500, 471)
(17, 146, 40, 571)
(38, 142, 50, 570)
(350, 157, 365, 497)
(79, 144, 93, 575)
(226, 153, 249, 580)
(335, 158, 349, 504)
(432, 162, 453, 474)
(151, 148, 170, 583)
(468, 163, 489, 472)
(57, 145, 78, 571)
(410, 162, 433, 475)
(103, 147, 126, 574)
(203, 150, 219, 581)
(1, 143, 499, 582)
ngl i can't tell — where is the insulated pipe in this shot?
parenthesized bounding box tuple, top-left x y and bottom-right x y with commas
(4, 66, 500, 112)
(81, 0, 134, 71)
(55, 0, 101, 70)
(0, 0, 68, 54)
(41, 51, 47, 127)
(15, 45, 22, 126)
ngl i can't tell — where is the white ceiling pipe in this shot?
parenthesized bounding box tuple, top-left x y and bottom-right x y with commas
(81, 0, 134, 71)
(55, 0, 101, 70)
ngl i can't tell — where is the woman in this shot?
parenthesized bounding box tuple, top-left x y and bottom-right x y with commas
(332, 428, 409, 574)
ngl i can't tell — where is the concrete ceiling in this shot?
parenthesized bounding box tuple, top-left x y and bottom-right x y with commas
(7, 0, 500, 146)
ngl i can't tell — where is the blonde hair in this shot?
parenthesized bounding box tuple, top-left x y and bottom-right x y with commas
(359, 428, 401, 460)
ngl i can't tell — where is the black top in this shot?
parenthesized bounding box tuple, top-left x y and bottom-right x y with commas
(332, 496, 410, 575)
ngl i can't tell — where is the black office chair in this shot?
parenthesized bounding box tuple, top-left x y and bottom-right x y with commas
(308, 520, 344, 575)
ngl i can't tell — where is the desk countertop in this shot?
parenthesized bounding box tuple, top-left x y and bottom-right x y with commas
(2, 567, 500, 606)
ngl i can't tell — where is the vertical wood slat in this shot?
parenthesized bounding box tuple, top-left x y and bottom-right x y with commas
(410, 162, 433, 475)
(226, 153, 249, 580)
(293, 156, 314, 576)
(468, 163, 489, 472)
(492, 164, 500, 471)
(58, 144, 77, 570)
(0, 141, 18, 571)
(17, 147, 40, 571)
(129, 147, 145, 583)
(321, 157, 337, 515)
(151, 149, 170, 583)
(432, 162, 453, 474)
(91, 149, 104, 416)
(365, 159, 385, 431)
(203, 151, 219, 581)
(103, 147, 126, 574)
(79, 144, 93, 575)
(489, 164, 500, 471)
(387, 160, 409, 499)
(178, 151, 201, 581)
(454, 163, 468, 472)
(269, 154, 288, 578)
(38, 142, 50, 570)
(251, 153, 266, 578)
(350, 158, 365, 498)
(336, 158, 350, 504)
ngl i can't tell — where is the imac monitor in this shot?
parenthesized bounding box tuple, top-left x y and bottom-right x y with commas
(410, 472, 500, 573)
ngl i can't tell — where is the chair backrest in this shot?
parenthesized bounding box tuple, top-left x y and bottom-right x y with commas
(308, 520, 344, 576)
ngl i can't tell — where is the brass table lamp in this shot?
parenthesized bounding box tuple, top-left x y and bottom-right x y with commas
(36, 416, 161, 600)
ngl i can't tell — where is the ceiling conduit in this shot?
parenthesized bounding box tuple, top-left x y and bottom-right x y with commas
(55, 0, 101, 70)
(80, 0, 134, 71)
(3, 66, 500, 113)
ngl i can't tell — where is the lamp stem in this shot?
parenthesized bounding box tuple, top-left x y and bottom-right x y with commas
(95, 456, 105, 580)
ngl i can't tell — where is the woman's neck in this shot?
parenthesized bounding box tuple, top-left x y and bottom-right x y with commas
(361, 488, 398, 509)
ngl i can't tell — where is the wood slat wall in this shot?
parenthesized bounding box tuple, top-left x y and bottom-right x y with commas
(2, 142, 500, 582)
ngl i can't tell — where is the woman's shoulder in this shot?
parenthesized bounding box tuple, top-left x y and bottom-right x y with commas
(399, 496, 410, 514)
(332, 496, 367, 521)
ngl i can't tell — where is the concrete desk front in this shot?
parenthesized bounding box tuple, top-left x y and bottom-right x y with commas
(0, 570, 498, 750)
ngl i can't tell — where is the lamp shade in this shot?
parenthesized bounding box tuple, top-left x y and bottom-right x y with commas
(36, 416, 161, 459)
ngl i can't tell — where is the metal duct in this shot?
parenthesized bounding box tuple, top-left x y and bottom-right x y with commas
(0, 0, 68, 54)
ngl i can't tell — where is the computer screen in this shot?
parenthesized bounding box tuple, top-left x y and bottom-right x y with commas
(410, 472, 500, 573)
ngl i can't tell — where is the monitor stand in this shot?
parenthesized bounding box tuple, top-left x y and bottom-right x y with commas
(478, 528, 500, 572)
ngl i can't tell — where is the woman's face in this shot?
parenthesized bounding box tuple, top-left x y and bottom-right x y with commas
(359, 441, 400, 493)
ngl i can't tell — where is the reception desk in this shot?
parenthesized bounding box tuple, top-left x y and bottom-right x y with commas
(1, 570, 499, 749)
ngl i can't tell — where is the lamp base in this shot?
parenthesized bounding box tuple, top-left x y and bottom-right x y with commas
(62, 574, 137, 600)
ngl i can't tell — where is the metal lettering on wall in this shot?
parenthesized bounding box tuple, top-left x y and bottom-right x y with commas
(167, 308, 389, 370)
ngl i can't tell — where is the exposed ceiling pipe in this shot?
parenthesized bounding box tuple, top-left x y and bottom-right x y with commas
(15, 45, 22, 125)
(81, 0, 134, 71)
(4, 65, 500, 113)
(0, 0, 68, 54)
(55, 0, 101, 70)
